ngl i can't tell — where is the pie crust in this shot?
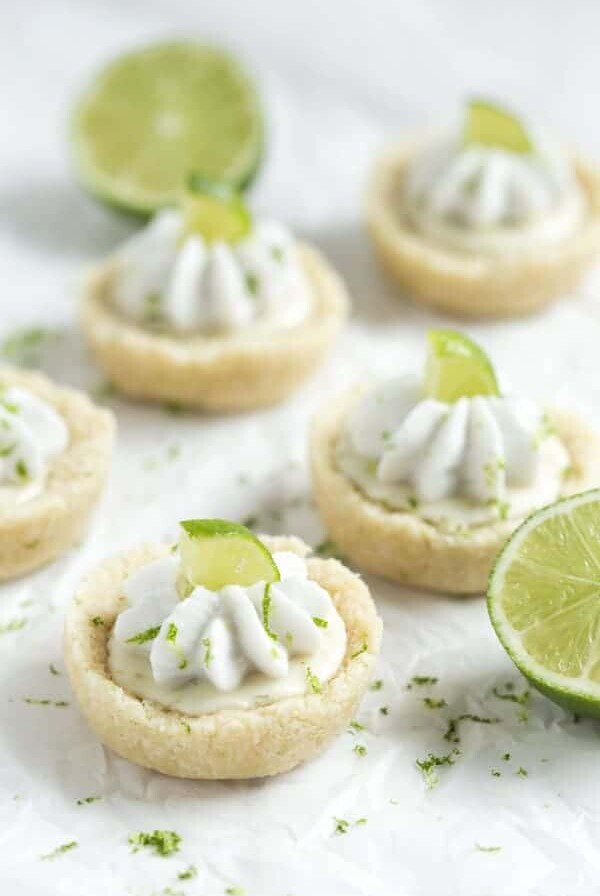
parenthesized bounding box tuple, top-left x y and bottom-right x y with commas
(64, 535, 382, 779)
(366, 140, 600, 318)
(81, 243, 349, 411)
(0, 367, 115, 579)
(310, 387, 600, 594)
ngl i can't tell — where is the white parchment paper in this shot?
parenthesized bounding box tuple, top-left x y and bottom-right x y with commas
(3, 2, 600, 893)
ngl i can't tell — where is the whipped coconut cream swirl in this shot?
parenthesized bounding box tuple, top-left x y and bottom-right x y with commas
(336, 376, 570, 530)
(110, 210, 311, 334)
(109, 550, 346, 714)
(0, 387, 69, 505)
(403, 137, 585, 254)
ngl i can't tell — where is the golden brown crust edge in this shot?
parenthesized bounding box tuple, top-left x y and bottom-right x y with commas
(310, 389, 600, 595)
(366, 140, 600, 318)
(80, 242, 349, 411)
(0, 367, 115, 580)
(64, 536, 382, 779)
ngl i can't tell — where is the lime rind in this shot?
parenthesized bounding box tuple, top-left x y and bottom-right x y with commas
(70, 41, 263, 217)
(464, 98, 533, 154)
(179, 518, 280, 591)
(488, 488, 600, 717)
(424, 329, 500, 403)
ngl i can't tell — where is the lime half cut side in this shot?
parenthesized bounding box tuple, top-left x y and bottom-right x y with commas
(464, 98, 533, 154)
(181, 174, 252, 243)
(71, 42, 263, 215)
(179, 519, 280, 592)
(488, 489, 600, 717)
(424, 329, 500, 403)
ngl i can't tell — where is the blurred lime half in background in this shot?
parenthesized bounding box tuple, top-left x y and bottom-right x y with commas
(70, 41, 263, 216)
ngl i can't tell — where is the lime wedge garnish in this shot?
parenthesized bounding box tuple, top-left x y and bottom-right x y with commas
(424, 330, 500, 403)
(179, 519, 280, 591)
(181, 175, 252, 243)
(463, 98, 532, 154)
(488, 489, 600, 718)
(71, 42, 263, 216)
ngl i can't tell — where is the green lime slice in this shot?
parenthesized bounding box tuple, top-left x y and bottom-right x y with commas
(463, 98, 533, 154)
(71, 42, 263, 216)
(488, 489, 600, 718)
(181, 174, 252, 243)
(423, 329, 500, 403)
(179, 519, 280, 592)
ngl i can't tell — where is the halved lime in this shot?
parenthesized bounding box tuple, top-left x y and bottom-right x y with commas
(71, 42, 263, 215)
(424, 329, 500, 403)
(179, 519, 280, 592)
(463, 98, 532, 154)
(488, 489, 600, 718)
(181, 174, 252, 243)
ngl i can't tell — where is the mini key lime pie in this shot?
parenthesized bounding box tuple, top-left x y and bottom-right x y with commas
(367, 99, 600, 317)
(65, 519, 381, 778)
(311, 331, 600, 594)
(82, 177, 348, 410)
(0, 368, 114, 579)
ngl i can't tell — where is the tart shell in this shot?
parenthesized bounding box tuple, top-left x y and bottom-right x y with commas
(366, 140, 600, 318)
(310, 388, 600, 595)
(80, 243, 349, 411)
(0, 368, 115, 580)
(64, 536, 382, 779)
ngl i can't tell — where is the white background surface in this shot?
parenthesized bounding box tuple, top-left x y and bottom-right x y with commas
(3, 2, 600, 894)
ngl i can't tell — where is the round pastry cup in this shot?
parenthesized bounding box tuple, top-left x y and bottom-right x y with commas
(0, 368, 115, 580)
(80, 243, 349, 411)
(64, 535, 382, 779)
(310, 388, 600, 595)
(366, 140, 600, 318)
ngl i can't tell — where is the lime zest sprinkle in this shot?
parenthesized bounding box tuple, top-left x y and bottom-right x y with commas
(49, 663, 60, 675)
(0, 443, 16, 457)
(492, 683, 530, 706)
(165, 622, 187, 669)
(178, 865, 197, 880)
(491, 769, 501, 777)
(0, 618, 26, 635)
(348, 720, 366, 733)
(502, 752, 511, 761)
(370, 679, 383, 691)
(475, 843, 502, 853)
(40, 840, 78, 860)
(128, 829, 181, 856)
(126, 625, 161, 645)
(312, 616, 328, 628)
(333, 816, 368, 835)
(90, 616, 105, 627)
(245, 272, 259, 296)
(379, 705, 389, 715)
(351, 641, 368, 659)
(77, 795, 102, 806)
(353, 744, 367, 758)
(261, 583, 278, 641)
(407, 675, 438, 689)
(24, 697, 69, 707)
(516, 766, 528, 777)
(16, 459, 29, 480)
(416, 749, 460, 789)
(423, 697, 447, 709)
(313, 539, 342, 559)
(305, 666, 322, 694)
(2, 326, 64, 366)
(180, 720, 191, 734)
(202, 636, 213, 667)
(225, 888, 245, 896)
(444, 714, 500, 744)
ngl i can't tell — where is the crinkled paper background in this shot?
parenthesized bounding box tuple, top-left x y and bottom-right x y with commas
(2, 2, 600, 893)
